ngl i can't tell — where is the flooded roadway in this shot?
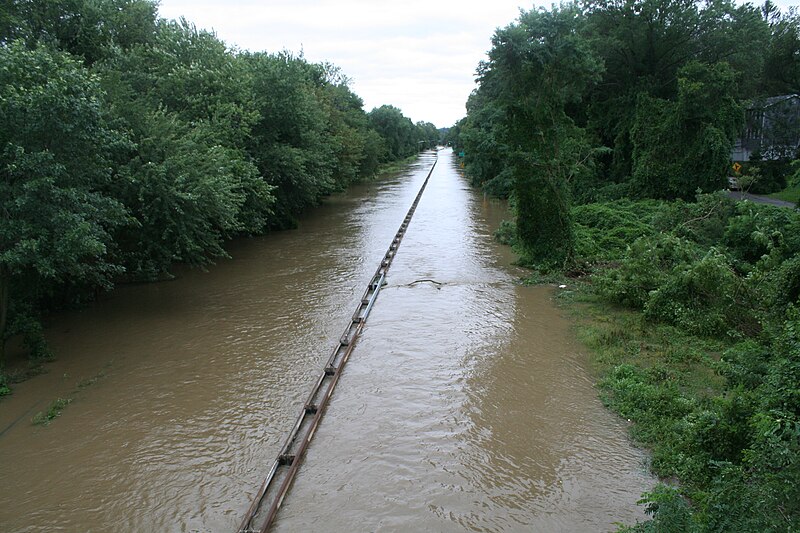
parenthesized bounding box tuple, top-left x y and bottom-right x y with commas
(0, 149, 653, 532)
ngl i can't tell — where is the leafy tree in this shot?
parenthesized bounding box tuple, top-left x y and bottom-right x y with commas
(111, 110, 273, 279)
(0, 0, 430, 376)
(314, 71, 383, 185)
(99, 18, 248, 126)
(367, 105, 419, 161)
(584, 0, 770, 185)
(458, 88, 513, 196)
(0, 43, 129, 363)
(1, 0, 158, 63)
(243, 52, 339, 226)
(94, 20, 275, 278)
(416, 121, 439, 150)
(762, 5, 800, 95)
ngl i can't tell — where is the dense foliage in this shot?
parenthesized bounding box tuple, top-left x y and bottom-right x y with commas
(571, 195, 800, 531)
(453, 0, 800, 530)
(456, 0, 799, 264)
(0, 0, 437, 367)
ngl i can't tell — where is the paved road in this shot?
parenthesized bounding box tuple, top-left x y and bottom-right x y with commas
(726, 190, 796, 208)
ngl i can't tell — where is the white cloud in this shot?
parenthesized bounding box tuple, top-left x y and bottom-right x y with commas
(156, 0, 530, 126)
(156, 0, 800, 127)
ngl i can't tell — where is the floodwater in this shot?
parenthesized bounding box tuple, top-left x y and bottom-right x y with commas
(0, 149, 653, 532)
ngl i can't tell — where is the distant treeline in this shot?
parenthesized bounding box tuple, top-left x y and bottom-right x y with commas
(0, 0, 441, 366)
(449, 1, 800, 531)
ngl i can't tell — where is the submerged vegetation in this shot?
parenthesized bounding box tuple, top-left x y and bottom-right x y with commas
(32, 398, 72, 426)
(0, 0, 441, 374)
(454, 0, 800, 530)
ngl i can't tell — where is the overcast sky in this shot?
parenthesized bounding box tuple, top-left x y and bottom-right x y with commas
(157, 0, 799, 128)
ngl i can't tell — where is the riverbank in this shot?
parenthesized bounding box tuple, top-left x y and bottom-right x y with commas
(523, 192, 800, 530)
(552, 279, 732, 484)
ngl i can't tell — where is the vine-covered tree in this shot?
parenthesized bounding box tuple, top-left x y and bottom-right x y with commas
(478, 5, 603, 267)
(456, 0, 800, 256)
(630, 61, 743, 199)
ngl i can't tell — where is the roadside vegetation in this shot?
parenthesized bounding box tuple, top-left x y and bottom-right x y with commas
(0, 1, 442, 382)
(769, 160, 800, 204)
(451, 0, 799, 530)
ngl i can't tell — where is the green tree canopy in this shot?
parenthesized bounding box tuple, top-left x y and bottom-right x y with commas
(631, 61, 743, 199)
(0, 43, 129, 363)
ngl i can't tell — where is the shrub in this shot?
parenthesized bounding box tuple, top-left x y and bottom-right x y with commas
(572, 200, 660, 262)
(494, 219, 517, 246)
(628, 485, 695, 533)
(723, 203, 800, 267)
(644, 249, 759, 337)
(0, 374, 10, 397)
(651, 192, 736, 248)
(32, 398, 72, 425)
(596, 234, 701, 309)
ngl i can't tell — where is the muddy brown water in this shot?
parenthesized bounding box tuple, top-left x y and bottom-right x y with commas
(0, 149, 653, 532)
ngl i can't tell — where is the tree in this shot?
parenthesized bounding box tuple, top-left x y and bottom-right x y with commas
(111, 110, 273, 278)
(1, 0, 158, 63)
(243, 51, 338, 226)
(480, 5, 603, 267)
(0, 43, 129, 363)
(458, 87, 513, 196)
(762, 5, 800, 95)
(415, 121, 439, 150)
(630, 61, 743, 199)
(584, 0, 770, 184)
(94, 20, 275, 277)
(367, 105, 418, 161)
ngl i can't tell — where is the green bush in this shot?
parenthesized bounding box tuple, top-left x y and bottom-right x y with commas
(723, 202, 800, 267)
(572, 199, 660, 262)
(622, 485, 695, 533)
(652, 193, 736, 248)
(643, 249, 758, 337)
(494, 219, 517, 246)
(32, 397, 72, 425)
(0, 373, 10, 397)
(596, 234, 701, 309)
(720, 340, 771, 390)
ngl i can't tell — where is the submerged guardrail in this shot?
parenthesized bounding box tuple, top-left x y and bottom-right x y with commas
(237, 153, 438, 533)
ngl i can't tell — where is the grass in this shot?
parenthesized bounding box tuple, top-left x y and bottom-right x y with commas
(551, 280, 733, 480)
(375, 154, 419, 175)
(76, 371, 105, 390)
(768, 184, 800, 204)
(558, 280, 728, 386)
(27, 369, 107, 426)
